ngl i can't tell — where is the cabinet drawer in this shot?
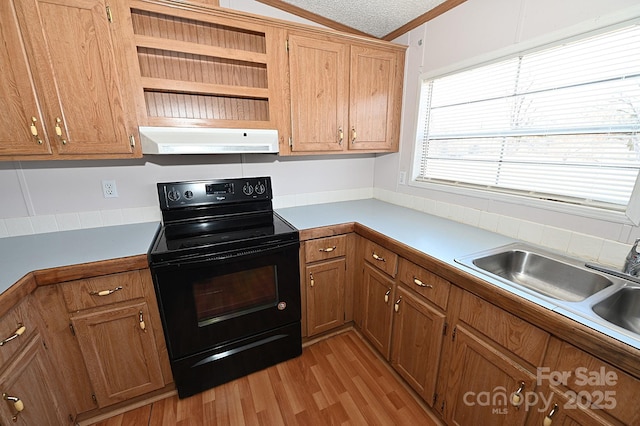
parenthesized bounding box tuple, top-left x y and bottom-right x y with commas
(305, 235, 347, 263)
(363, 240, 398, 277)
(0, 298, 36, 368)
(459, 291, 549, 366)
(398, 259, 450, 310)
(60, 271, 145, 312)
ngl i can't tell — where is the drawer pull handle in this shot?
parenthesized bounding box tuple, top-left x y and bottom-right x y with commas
(29, 117, 43, 145)
(394, 297, 402, 313)
(384, 289, 391, 303)
(3, 393, 24, 422)
(139, 310, 146, 331)
(319, 246, 337, 253)
(511, 381, 525, 407)
(89, 286, 123, 297)
(543, 403, 558, 426)
(413, 277, 433, 288)
(55, 117, 67, 145)
(372, 253, 386, 262)
(0, 324, 26, 346)
(309, 272, 315, 287)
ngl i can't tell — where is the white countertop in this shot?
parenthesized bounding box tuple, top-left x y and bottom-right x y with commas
(1, 199, 637, 351)
(277, 199, 640, 350)
(278, 199, 514, 264)
(0, 221, 160, 292)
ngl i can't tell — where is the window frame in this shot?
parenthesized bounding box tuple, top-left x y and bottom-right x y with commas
(410, 17, 640, 226)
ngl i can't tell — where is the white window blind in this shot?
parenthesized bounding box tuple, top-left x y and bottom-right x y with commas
(416, 24, 640, 211)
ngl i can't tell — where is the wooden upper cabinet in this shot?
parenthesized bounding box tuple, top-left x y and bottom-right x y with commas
(0, 1, 52, 157)
(124, 2, 286, 132)
(288, 35, 350, 152)
(348, 45, 402, 152)
(286, 32, 405, 155)
(4, 0, 139, 160)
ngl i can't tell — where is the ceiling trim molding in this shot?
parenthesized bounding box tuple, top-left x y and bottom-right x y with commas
(382, 0, 468, 40)
(257, 0, 468, 41)
(256, 0, 374, 38)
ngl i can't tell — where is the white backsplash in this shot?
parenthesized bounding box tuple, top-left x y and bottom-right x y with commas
(0, 186, 630, 269)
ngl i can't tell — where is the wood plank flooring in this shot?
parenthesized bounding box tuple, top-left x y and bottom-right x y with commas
(90, 330, 441, 425)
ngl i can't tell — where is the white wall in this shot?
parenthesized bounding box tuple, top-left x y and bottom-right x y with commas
(377, 0, 640, 264)
(0, 1, 375, 238)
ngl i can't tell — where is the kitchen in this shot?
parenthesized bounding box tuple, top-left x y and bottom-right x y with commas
(1, 0, 640, 424)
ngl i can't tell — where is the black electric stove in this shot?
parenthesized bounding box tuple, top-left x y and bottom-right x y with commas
(147, 177, 302, 398)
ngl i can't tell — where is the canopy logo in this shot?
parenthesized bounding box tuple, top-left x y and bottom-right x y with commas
(462, 367, 618, 415)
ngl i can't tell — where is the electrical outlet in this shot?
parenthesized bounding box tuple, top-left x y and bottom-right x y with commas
(398, 171, 407, 185)
(102, 180, 118, 198)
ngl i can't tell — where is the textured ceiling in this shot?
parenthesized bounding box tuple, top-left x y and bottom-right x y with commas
(257, 0, 464, 40)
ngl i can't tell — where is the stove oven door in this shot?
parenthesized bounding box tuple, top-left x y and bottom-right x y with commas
(150, 240, 301, 361)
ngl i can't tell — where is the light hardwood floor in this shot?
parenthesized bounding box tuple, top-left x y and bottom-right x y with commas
(90, 330, 441, 425)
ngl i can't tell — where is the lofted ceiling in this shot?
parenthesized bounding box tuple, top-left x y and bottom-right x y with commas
(256, 0, 467, 40)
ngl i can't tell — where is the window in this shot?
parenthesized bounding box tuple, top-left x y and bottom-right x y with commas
(414, 24, 640, 217)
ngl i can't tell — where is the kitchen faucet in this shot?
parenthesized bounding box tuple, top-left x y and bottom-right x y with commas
(623, 238, 640, 276)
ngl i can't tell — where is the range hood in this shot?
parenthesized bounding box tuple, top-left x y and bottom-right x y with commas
(139, 127, 279, 154)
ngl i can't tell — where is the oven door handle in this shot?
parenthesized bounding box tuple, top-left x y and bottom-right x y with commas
(152, 240, 299, 269)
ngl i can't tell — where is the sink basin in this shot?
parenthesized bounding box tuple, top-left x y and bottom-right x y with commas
(463, 246, 613, 302)
(592, 288, 640, 334)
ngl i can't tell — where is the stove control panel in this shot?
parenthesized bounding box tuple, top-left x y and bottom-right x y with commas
(158, 177, 272, 209)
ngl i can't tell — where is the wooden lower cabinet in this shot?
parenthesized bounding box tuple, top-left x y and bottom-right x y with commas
(0, 333, 72, 425)
(361, 262, 395, 359)
(32, 267, 171, 420)
(443, 324, 537, 426)
(306, 258, 346, 336)
(390, 285, 446, 406)
(70, 299, 165, 407)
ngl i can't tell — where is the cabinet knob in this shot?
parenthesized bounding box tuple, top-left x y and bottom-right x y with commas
(510, 381, 525, 407)
(139, 310, 146, 331)
(0, 324, 26, 346)
(338, 127, 344, 145)
(309, 272, 315, 287)
(384, 289, 391, 303)
(351, 127, 357, 143)
(394, 297, 402, 312)
(372, 252, 386, 262)
(543, 403, 558, 426)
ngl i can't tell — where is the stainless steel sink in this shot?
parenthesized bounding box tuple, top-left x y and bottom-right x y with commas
(457, 244, 613, 302)
(456, 243, 640, 344)
(592, 287, 640, 334)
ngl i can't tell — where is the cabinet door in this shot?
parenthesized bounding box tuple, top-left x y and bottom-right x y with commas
(390, 286, 446, 406)
(15, 0, 135, 156)
(444, 325, 536, 426)
(0, 1, 52, 156)
(71, 300, 164, 407)
(361, 263, 395, 359)
(288, 34, 349, 152)
(0, 334, 72, 425)
(348, 45, 401, 152)
(525, 386, 611, 426)
(306, 258, 346, 336)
